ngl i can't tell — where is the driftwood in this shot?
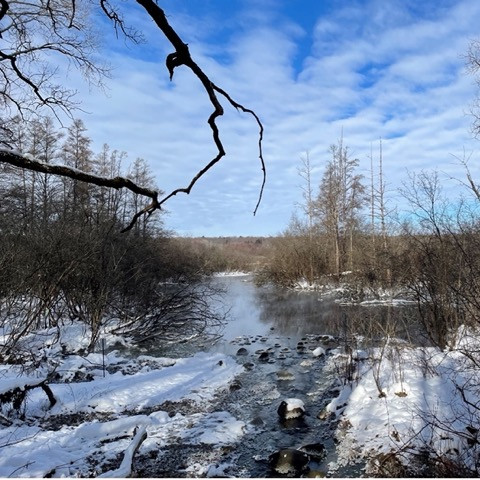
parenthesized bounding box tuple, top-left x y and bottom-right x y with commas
(0, 378, 57, 413)
(98, 425, 148, 478)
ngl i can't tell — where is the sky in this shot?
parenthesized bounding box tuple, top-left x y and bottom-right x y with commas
(71, 0, 480, 237)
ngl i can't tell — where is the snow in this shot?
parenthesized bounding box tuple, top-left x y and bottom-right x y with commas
(98, 424, 148, 478)
(213, 271, 250, 277)
(0, 346, 244, 478)
(312, 346, 325, 357)
(292, 278, 414, 308)
(326, 335, 480, 475)
(42, 352, 242, 416)
(0, 376, 48, 394)
(2, 282, 480, 476)
(180, 411, 246, 445)
(285, 398, 305, 411)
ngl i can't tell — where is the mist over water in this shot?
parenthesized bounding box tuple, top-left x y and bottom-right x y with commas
(211, 275, 422, 354)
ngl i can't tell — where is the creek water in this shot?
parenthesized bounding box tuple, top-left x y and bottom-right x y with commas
(210, 274, 420, 350)
(146, 274, 419, 477)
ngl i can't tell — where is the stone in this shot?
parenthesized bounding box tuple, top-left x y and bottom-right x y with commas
(299, 443, 326, 461)
(268, 449, 310, 475)
(229, 380, 242, 392)
(277, 398, 305, 419)
(317, 407, 334, 421)
(276, 370, 295, 381)
(236, 347, 248, 356)
(312, 346, 325, 357)
(258, 351, 269, 362)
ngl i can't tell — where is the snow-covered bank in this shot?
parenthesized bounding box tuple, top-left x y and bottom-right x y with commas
(0, 343, 244, 477)
(292, 277, 414, 307)
(213, 271, 251, 277)
(325, 333, 480, 476)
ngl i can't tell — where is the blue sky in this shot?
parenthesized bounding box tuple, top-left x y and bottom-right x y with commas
(73, 0, 480, 236)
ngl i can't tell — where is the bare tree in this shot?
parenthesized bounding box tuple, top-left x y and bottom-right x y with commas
(297, 151, 317, 284)
(466, 38, 480, 137)
(0, 0, 106, 123)
(368, 138, 392, 285)
(315, 136, 365, 276)
(0, 0, 265, 230)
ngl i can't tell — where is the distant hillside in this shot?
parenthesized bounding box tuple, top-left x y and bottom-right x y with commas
(176, 236, 272, 272)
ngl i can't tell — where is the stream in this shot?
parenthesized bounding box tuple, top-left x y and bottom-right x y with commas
(140, 274, 419, 477)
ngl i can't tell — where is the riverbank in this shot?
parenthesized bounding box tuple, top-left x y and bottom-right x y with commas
(324, 328, 480, 476)
(1, 277, 479, 477)
(0, 324, 245, 477)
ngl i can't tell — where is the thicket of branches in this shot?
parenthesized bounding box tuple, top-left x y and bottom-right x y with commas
(0, 0, 266, 361)
(0, 117, 224, 362)
(258, 137, 398, 290)
(0, 0, 265, 231)
(258, 136, 480, 353)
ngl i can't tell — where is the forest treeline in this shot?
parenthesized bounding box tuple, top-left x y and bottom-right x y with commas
(0, 117, 227, 361)
(3, 115, 480, 356)
(256, 138, 480, 349)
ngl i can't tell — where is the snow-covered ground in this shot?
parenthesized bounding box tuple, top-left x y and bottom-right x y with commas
(0, 325, 245, 477)
(213, 271, 251, 277)
(2, 296, 480, 477)
(293, 277, 414, 307)
(325, 329, 480, 476)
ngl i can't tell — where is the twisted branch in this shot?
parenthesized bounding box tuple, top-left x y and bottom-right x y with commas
(135, 0, 266, 215)
(0, 1, 266, 232)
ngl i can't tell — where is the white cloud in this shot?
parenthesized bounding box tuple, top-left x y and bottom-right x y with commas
(60, 0, 480, 236)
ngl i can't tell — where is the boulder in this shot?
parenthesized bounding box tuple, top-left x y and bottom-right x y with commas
(277, 398, 305, 419)
(268, 449, 310, 475)
(236, 347, 249, 356)
(276, 370, 295, 381)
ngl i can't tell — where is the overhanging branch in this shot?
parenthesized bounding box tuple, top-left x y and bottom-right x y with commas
(0, 2, 266, 232)
(0, 149, 160, 231)
(135, 0, 266, 215)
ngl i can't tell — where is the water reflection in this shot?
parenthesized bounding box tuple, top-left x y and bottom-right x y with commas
(215, 275, 425, 347)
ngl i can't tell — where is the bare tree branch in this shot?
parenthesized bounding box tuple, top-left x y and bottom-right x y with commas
(135, 0, 265, 215)
(0, 0, 9, 24)
(212, 83, 266, 215)
(0, 149, 160, 231)
(0, 0, 266, 232)
(100, 0, 140, 41)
